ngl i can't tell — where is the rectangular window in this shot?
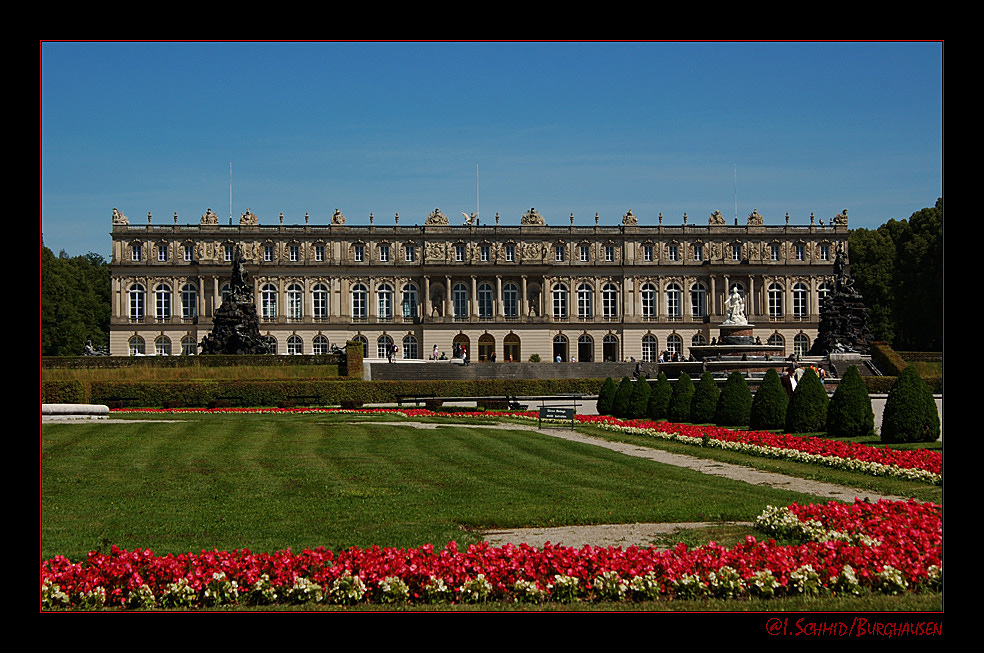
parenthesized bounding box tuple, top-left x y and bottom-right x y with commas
(643, 245, 653, 262)
(264, 245, 274, 262)
(732, 245, 741, 261)
(224, 245, 234, 262)
(605, 245, 615, 262)
(132, 244, 142, 261)
(795, 245, 805, 261)
(668, 245, 678, 261)
(315, 245, 325, 262)
(405, 245, 415, 262)
(481, 245, 490, 262)
(455, 245, 465, 262)
(184, 245, 193, 262)
(505, 245, 515, 262)
(289, 245, 300, 262)
(555, 245, 565, 262)
(379, 245, 390, 262)
(820, 244, 830, 261)
(158, 247, 167, 262)
(580, 245, 590, 262)
(354, 245, 365, 262)
(693, 244, 703, 261)
(771, 244, 780, 261)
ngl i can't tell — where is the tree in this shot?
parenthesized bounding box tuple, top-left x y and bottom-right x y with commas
(628, 375, 651, 419)
(41, 244, 111, 356)
(647, 372, 672, 420)
(596, 377, 617, 416)
(667, 372, 694, 423)
(785, 368, 829, 434)
(750, 368, 789, 431)
(611, 376, 634, 418)
(881, 366, 940, 443)
(715, 372, 753, 427)
(690, 371, 720, 424)
(825, 365, 874, 438)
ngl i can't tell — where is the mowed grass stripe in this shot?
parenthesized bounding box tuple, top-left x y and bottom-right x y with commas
(42, 415, 824, 560)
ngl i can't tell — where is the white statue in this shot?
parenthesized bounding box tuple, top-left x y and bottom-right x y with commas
(723, 287, 747, 325)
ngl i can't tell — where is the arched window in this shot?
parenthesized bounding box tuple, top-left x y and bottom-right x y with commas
(478, 283, 494, 319)
(552, 334, 569, 361)
(264, 335, 278, 355)
(503, 283, 519, 318)
(690, 282, 707, 319)
(667, 333, 683, 356)
(767, 332, 785, 355)
(603, 334, 619, 362)
(452, 283, 469, 319)
(792, 283, 809, 319)
(402, 334, 419, 359)
(287, 283, 303, 321)
(817, 282, 832, 304)
(261, 284, 278, 320)
(313, 335, 330, 354)
(352, 283, 368, 321)
(220, 283, 231, 304)
(128, 335, 145, 356)
(402, 283, 418, 319)
(794, 333, 811, 357)
(665, 283, 682, 320)
(181, 335, 197, 356)
(353, 334, 369, 358)
(181, 284, 198, 320)
(552, 283, 568, 319)
(642, 334, 658, 362)
(503, 333, 521, 362)
(155, 283, 171, 321)
(641, 283, 656, 319)
(602, 283, 618, 319)
(768, 283, 784, 319)
(312, 283, 329, 320)
(377, 335, 394, 358)
(577, 334, 593, 362)
(129, 283, 146, 321)
(577, 283, 593, 320)
(154, 335, 171, 356)
(692, 333, 706, 347)
(377, 283, 394, 321)
(287, 335, 303, 355)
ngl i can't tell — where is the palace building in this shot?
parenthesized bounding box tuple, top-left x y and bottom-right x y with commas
(109, 205, 849, 363)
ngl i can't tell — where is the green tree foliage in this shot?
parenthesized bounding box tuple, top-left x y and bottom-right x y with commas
(690, 371, 720, 424)
(714, 372, 753, 427)
(628, 375, 651, 419)
(750, 369, 789, 431)
(612, 376, 634, 418)
(647, 372, 672, 420)
(667, 372, 694, 423)
(849, 198, 942, 350)
(785, 368, 829, 434)
(41, 245, 111, 356)
(596, 377, 617, 416)
(881, 366, 940, 443)
(825, 365, 875, 438)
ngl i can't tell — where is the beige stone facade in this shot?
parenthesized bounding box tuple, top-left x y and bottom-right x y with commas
(109, 206, 849, 362)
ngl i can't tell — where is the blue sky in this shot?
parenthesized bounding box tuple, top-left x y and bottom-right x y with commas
(41, 41, 943, 258)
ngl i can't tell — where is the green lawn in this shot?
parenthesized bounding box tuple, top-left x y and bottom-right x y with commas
(42, 413, 829, 562)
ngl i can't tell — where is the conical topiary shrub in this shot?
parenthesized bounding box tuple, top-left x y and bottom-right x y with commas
(612, 376, 634, 419)
(647, 372, 672, 420)
(714, 371, 753, 427)
(880, 366, 940, 443)
(667, 372, 694, 423)
(750, 368, 788, 431)
(628, 374, 651, 419)
(825, 365, 874, 438)
(785, 368, 829, 434)
(596, 377, 617, 416)
(690, 371, 720, 424)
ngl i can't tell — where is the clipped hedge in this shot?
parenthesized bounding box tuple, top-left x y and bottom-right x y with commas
(79, 377, 605, 409)
(40, 380, 88, 404)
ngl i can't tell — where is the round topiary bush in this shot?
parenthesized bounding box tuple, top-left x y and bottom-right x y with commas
(690, 371, 720, 424)
(750, 368, 788, 431)
(667, 372, 694, 423)
(880, 366, 940, 443)
(785, 367, 829, 434)
(628, 375, 651, 419)
(825, 365, 875, 438)
(714, 371, 753, 427)
(647, 372, 672, 420)
(596, 377, 617, 416)
(612, 376, 634, 418)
